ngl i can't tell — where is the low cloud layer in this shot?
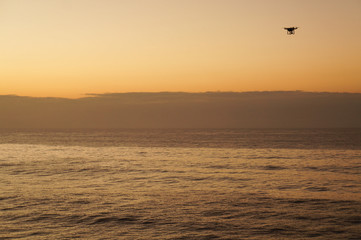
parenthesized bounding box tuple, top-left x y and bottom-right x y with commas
(1, 92, 360, 128)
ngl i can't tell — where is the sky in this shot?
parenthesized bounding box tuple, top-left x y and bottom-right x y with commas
(1, 0, 361, 98)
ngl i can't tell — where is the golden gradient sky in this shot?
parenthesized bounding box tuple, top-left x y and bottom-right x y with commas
(1, 0, 361, 98)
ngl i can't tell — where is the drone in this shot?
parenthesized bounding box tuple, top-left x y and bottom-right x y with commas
(284, 27, 298, 35)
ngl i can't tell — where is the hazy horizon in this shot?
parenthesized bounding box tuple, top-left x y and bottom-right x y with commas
(1, 91, 360, 129)
(3, 90, 361, 99)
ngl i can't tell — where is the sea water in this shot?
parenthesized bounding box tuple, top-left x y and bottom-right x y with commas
(1, 129, 361, 239)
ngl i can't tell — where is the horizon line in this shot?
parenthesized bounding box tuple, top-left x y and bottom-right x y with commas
(2, 90, 361, 100)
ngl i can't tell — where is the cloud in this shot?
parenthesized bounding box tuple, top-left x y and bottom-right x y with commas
(1, 91, 360, 128)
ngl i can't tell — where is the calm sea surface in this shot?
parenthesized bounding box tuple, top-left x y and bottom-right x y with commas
(1, 129, 361, 239)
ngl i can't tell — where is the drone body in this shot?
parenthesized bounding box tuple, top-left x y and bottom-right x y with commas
(284, 27, 298, 35)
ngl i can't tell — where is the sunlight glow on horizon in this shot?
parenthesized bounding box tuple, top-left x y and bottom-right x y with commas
(1, 0, 361, 98)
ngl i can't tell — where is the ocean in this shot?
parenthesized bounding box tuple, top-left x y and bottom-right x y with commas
(1, 129, 361, 239)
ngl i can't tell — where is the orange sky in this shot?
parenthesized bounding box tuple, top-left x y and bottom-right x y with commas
(1, 0, 361, 98)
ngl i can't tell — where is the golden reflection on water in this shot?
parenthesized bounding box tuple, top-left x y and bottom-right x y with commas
(1, 144, 361, 239)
